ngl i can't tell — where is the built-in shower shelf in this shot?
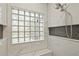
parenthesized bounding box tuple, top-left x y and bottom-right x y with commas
(49, 24, 79, 40)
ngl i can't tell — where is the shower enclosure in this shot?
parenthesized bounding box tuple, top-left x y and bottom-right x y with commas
(49, 3, 79, 40)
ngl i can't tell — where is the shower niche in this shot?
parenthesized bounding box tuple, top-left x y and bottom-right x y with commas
(0, 25, 3, 39)
(49, 24, 79, 40)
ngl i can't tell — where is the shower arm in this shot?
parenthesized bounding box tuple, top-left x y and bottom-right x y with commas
(64, 9, 73, 38)
(53, 3, 72, 38)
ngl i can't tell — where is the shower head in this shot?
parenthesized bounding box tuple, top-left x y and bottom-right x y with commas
(55, 3, 61, 9)
(53, 3, 69, 11)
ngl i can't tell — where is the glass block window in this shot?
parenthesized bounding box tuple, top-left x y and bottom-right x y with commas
(11, 8, 44, 44)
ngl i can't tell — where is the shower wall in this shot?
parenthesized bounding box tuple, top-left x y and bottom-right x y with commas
(48, 3, 79, 27)
(48, 3, 79, 56)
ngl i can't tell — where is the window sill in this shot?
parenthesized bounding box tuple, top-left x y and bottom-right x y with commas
(11, 39, 44, 45)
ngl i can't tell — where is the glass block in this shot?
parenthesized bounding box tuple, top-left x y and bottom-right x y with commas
(25, 22, 29, 26)
(31, 27, 35, 31)
(31, 22, 35, 26)
(12, 38, 18, 44)
(19, 27, 24, 31)
(19, 38, 24, 43)
(40, 27, 44, 31)
(25, 35, 29, 37)
(31, 12, 34, 16)
(36, 22, 39, 26)
(35, 36, 39, 40)
(40, 14, 43, 18)
(19, 10, 24, 15)
(19, 15, 24, 20)
(19, 32, 24, 37)
(25, 37, 30, 42)
(12, 9, 18, 14)
(12, 26, 18, 31)
(40, 32, 44, 36)
(35, 18, 39, 22)
(25, 32, 30, 37)
(36, 27, 39, 31)
(31, 32, 35, 36)
(12, 32, 18, 37)
(12, 14, 18, 19)
(25, 16, 29, 21)
(25, 11, 29, 16)
(25, 27, 30, 31)
(31, 36, 35, 41)
(12, 21, 18, 25)
(31, 17, 35, 21)
(40, 19, 44, 22)
(40, 23, 44, 26)
(35, 13, 39, 17)
(35, 32, 39, 37)
(40, 37, 44, 40)
(35, 18, 39, 25)
(19, 21, 24, 26)
(25, 32, 30, 34)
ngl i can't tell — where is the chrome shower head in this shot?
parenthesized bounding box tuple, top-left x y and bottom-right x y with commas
(53, 3, 69, 12)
